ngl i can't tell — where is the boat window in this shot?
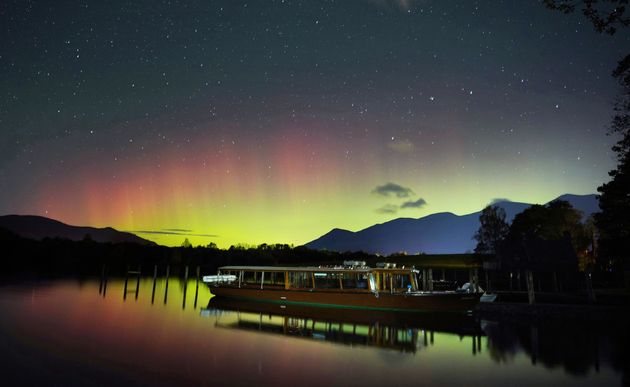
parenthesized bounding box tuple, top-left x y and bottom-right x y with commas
(340, 273, 369, 290)
(376, 272, 416, 292)
(392, 274, 415, 292)
(262, 271, 285, 287)
(242, 271, 261, 286)
(313, 272, 341, 289)
(289, 271, 312, 289)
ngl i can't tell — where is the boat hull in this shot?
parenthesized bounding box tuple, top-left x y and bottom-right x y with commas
(209, 286, 480, 312)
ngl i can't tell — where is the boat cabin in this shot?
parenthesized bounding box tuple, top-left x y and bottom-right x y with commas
(210, 266, 420, 294)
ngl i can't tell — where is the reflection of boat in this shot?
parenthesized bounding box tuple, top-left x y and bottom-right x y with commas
(203, 298, 483, 352)
(203, 264, 481, 312)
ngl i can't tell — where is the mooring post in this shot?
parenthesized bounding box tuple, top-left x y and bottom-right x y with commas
(526, 270, 535, 304)
(194, 266, 200, 308)
(469, 268, 478, 292)
(134, 265, 141, 300)
(99, 264, 106, 294)
(151, 265, 157, 304)
(102, 265, 108, 297)
(164, 265, 170, 304)
(552, 272, 559, 293)
(182, 266, 189, 309)
(123, 265, 129, 300)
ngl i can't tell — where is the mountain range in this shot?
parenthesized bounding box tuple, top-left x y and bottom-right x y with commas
(0, 215, 155, 245)
(305, 194, 599, 255)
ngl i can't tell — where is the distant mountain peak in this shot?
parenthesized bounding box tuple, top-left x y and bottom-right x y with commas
(0, 214, 156, 245)
(306, 193, 597, 255)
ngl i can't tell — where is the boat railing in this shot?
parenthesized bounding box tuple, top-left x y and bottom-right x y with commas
(203, 274, 237, 284)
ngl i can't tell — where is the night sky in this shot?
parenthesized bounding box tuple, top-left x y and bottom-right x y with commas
(1, 0, 628, 247)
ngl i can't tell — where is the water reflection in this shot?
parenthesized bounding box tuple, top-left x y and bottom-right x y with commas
(481, 318, 630, 382)
(203, 298, 484, 353)
(204, 296, 629, 385)
(0, 279, 626, 386)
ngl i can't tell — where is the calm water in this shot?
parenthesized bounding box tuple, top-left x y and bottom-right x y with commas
(0, 278, 627, 386)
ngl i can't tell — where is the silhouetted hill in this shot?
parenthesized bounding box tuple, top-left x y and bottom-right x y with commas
(306, 194, 598, 255)
(0, 215, 156, 245)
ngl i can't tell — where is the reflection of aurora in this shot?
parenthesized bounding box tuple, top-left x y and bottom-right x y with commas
(203, 298, 484, 353)
(92, 277, 628, 384)
(0, 279, 624, 386)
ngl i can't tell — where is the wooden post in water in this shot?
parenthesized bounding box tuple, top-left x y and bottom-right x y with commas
(99, 264, 106, 294)
(427, 269, 433, 291)
(469, 268, 478, 293)
(194, 266, 200, 308)
(151, 265, 157, 304)
(164, 265, 170, 305)
(102, 265, 108, 297)
(123, 265, 129, 301)
(182, 265, 189, 309)
(526, 270, 535, 304)
(135, 265, 141, 300)
(552, 272, 559, 293)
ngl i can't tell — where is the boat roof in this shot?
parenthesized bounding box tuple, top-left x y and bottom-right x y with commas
(218, 265, 416, 274)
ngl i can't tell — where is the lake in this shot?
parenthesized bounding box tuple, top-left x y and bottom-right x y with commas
(0, 278, 627, 386)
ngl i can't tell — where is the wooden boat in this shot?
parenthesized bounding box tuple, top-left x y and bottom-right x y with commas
(204, 263, 482, 312)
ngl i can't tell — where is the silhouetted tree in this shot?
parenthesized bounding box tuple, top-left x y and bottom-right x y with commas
(181, 238, 192, 248)
(544, 0, 629, 35)
(474, 205, 509, 254)
(595, 57, 630, 270)
(545, 2, 630, 276)
(508, 200, 587, 253)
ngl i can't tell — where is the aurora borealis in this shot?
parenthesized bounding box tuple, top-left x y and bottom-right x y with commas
(1, 1, 629, 247)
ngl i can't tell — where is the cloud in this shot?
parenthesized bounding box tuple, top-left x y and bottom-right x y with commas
(400, 198, 427, 209)
(387, 139, 415, 153)
(375, 204, 399, 214)
(371, 182, 414, 198)
(133, 230, 217, 237)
